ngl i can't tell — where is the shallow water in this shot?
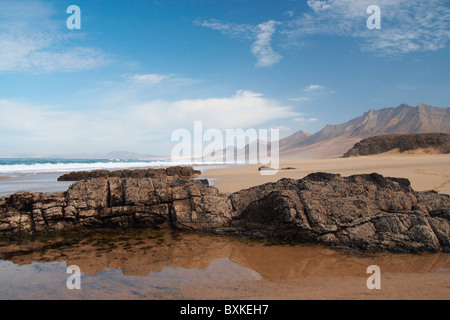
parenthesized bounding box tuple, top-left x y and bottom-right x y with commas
(0, 164, 229, 198)
(0, 173, 74, 198)
(0, 229, 449, 300)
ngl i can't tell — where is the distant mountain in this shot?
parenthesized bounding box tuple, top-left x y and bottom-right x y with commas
(280, 103, 450, 159)
(279, 130, 312, 152)
(343, 133, 450, 157)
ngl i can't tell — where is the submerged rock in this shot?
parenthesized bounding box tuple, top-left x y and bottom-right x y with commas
(1, 172, 449, 253)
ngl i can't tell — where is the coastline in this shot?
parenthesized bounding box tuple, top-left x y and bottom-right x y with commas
(203, 154, 450, 195)
(0, 163, 223, 198)
(0, 155, 449, 300)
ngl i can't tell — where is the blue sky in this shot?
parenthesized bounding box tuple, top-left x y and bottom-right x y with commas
(0, 0, 449, 156)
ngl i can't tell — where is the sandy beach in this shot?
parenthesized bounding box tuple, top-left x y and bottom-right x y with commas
(0, 154, 449, 300)
(203, 154, 450, 195)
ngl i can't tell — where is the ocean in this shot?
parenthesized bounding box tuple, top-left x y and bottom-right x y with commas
(0, 158, 219, 197)
(0, 158, 187, 176)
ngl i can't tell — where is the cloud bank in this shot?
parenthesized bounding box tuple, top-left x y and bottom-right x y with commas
(285, 0, 450, 55)
(0, 91, 299, 154)
(198, 0, 450, 66)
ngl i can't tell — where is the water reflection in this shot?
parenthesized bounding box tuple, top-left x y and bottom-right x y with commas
(0, 229, 449, 299)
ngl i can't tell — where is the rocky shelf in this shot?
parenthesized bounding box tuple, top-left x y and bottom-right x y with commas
(57, 166, 201, 181)
(1, 172, 449, 253)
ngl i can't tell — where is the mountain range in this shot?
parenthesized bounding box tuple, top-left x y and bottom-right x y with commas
(279, 103, 450, 159)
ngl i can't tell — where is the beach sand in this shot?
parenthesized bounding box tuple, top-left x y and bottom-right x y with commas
(197, 153, 450, 299)
(203, 154, 450, 195)
(181, 272, 450, 300)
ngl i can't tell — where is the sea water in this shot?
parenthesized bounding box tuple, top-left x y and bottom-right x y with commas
(0, 158, 223, 197)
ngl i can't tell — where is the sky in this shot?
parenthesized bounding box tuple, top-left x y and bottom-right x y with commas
(0, 0, 449, 157)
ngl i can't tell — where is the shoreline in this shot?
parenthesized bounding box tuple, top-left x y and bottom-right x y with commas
(0, 155, 449, 300)
(2, 154, 448, 196)
(0, 163, 233, 198)
(203, 154, 450, 195)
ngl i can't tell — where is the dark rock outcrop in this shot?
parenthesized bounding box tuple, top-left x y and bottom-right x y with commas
(343, 133, 450, 157)
(57, 166, 201, 181)
(1, 173, 449, 253)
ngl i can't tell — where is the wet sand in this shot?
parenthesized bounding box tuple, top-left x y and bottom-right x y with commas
(0, 229, 448, 300)
(0, 173, 74, 197)
(203, 154, 450, 195)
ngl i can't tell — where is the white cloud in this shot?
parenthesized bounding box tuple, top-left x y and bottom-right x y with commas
(307, 0, 332, 12)
(293, 117, 318, 123)
(284, 11, 294, 18)
(0, 0, 109, 73)
(304, 84, 325, 92)
(196, 19, 283, 68)
(129, 74, 198, 86)
(127, 90, 298, 130)
(271, 125, 291, 132)
(194, 19, 254, 40)
(198, 0, 450, 67)
(131, 74, 172, 84)
(0, 100, 71, 133)
(288, 97, 310, 102)
(0, 91, 299, 153)
(284, 0, 450, 55)
(251, 21, 283, 68)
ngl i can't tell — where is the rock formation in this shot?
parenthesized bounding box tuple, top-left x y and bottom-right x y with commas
(343, 133, 450, 157)
(1, 173, 449, 253)
(57, 166, 201, 181)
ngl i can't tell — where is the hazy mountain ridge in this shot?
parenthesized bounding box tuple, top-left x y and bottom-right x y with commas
(280, 103, 450, 159)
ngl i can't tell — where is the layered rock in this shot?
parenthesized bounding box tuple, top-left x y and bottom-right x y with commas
(343, 133, 450, 157)
(57, 166, 201, 181)
(1, 173, 449, 253)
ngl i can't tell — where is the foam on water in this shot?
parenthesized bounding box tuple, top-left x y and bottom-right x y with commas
(0, 159, 226, 174)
